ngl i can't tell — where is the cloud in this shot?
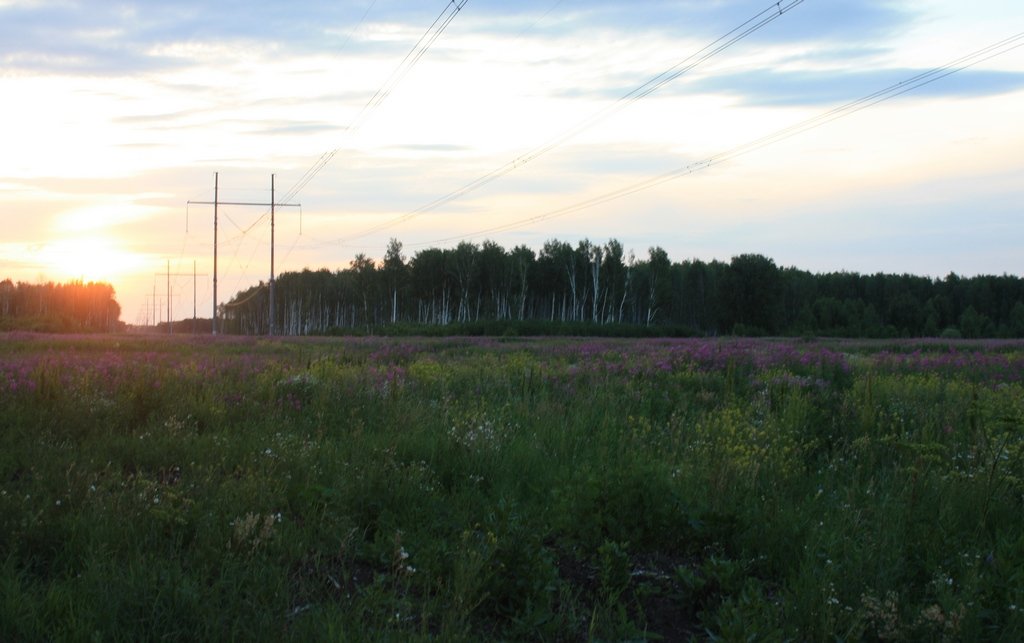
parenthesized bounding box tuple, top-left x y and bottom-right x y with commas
(0, 1, 920, 77)
(249, 121, 349, 136)
(469, 0, 914, 44)
(737, 0, 914, 43)
(490, 1, 924, 107)
(0, 1, 417, 75)
(687, 68, 1024, 106)
(0, 4, 178, 74)
(385, 143, 472, 153)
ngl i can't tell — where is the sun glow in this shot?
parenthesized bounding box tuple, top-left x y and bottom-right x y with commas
(40, 236, 149, 284)
(55, 201, 163, 233)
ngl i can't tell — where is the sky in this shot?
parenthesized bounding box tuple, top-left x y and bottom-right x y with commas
(1, 0, 1023, 325)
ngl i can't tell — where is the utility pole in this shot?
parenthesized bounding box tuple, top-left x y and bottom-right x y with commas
(187, 174, 299, 336)
(145, 288, 166, 330)
(157, 261, 208, 335)
(270, 174, 276, 337)
(214, 173, 218, 334)
(186, 173, 220, 333)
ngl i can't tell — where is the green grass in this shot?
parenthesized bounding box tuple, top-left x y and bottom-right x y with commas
(1, 333, 1022, 640)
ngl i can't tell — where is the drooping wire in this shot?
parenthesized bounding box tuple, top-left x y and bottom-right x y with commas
(280, 206, 305, 270)
(341, 0, 805, 242)
(510, 0, 564, 43)
(411, 31, 1024, 247)
(349, 0, 470, 133)
(337, 0, 380, 53)
(708, 31, 1024, 167)
(224, 221, 270, 307)
(222, 283, 268, 308)
(212, 1, 470, 250)
(275, 0, 471, 211)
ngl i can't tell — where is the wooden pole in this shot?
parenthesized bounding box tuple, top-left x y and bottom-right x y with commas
(270, 174, 275, 336)
(213, 172, 219, 335)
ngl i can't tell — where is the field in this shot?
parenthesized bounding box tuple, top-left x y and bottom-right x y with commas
(1, 333, 1023, 641)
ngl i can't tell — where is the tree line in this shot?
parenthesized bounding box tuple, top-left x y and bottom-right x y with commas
(219, 239, 1024, 339)
(0, 280, 124, 333)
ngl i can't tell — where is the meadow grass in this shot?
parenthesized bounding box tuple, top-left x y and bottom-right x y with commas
(1, 333, 1022, 641)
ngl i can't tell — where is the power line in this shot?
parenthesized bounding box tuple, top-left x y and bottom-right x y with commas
(510, 0, 564, 43)
(340, 0, 806, 242)
(277, 0, 470, 207)
(337, 0, 380, 53)
(220, 1, 471, 254)
(280, 206, 305, 269)
(410, 30, 1024, 247)
(223, 283, 267, 308)
(350, 0, 470, 132)
(709, 32, 1024, 167)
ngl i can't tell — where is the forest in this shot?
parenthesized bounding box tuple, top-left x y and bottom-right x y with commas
(222, 238, 1024, 338)
(0, 280, 123, 333)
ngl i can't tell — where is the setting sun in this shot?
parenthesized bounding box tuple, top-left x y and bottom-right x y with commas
(41, 236, 149, 284)
(0, 0, 1021, 325)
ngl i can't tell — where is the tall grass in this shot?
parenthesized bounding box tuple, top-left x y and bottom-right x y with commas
(1, 333, 1022, 640)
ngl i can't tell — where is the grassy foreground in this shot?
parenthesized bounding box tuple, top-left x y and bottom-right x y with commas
(1, 333, 1022, 641)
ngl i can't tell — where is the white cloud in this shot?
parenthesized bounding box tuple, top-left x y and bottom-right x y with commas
(1, 0, 1022, 321)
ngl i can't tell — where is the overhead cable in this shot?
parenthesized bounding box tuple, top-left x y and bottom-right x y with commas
(342, 0, 806, 241)
(233, 0, 471, 242)
(278, 0, 470, 208)
(412, 31, 1024, 246)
